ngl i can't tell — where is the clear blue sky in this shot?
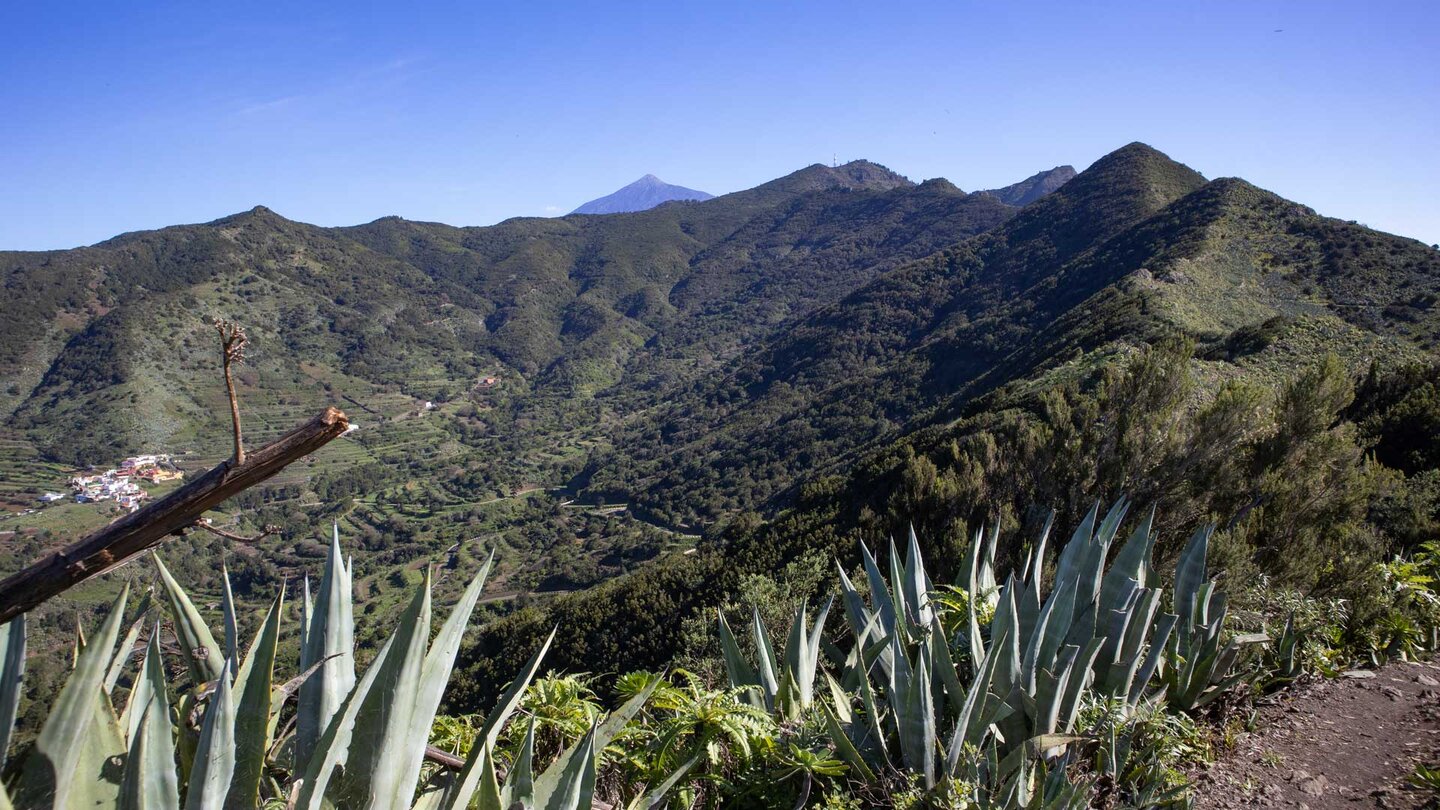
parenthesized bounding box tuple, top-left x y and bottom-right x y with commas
(2, 1, 1436, 250)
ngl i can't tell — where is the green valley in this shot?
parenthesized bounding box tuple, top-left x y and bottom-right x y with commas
(2, 143, 1438, 728)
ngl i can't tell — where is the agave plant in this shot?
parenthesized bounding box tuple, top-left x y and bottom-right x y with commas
(0, 524, 657, 810)
(825, 526, 975, 789)
(822, 501, 1251, 803)
(716, 596, 832, 720)
(1262, 612, 1303, 690)
(295, 524, 357, 771)
(1162, 527, 1267, 711)
(0, 613, 23, 776)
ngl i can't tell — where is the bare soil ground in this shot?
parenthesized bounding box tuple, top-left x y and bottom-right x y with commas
(1194, 660, 1440, 808)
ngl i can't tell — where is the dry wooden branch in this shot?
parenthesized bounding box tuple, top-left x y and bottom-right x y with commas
(423, 745, 466, 770)
(0, 407, 349, 624)
(214, 318, 249, 465)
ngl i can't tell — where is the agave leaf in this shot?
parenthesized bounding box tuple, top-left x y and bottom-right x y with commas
(779, 596, 832, 716)
(291, 635, 394, 810)
(405, 551, 495, 775)
(1130, 613, 1178, 706)
(439, 628, 557, 810)
(964, 529, 988, 666)
(928, 615, 966, 715)
(295, 524, 356, 770)
(1055, 640, 1103, 734)
(835, 563, 871, 645)
(902, 526, 933, 628)
(427, 744, 500, 810)
(476, 743, 503, 810)
(478, 628, 555, 754)
(821, 703, 875, 781)
(1096, 582, 1140, 669)
(993, 587, 1023, 690)
(859, 543, 897, 640)
(1037, 576, 1080, 676)
(716, 611, 759, 697)
(847, 573, 896, 685)
(1017, 572, 1042, 657)
(1120, 590, 1161, 676)
(122, 624, 165, 743)
(118, 697, 180, 810)
(503, 721, 536, 808)
(16, 584, 130, 810)
(416, 551, 492, 709)
(898, 644, 936, 788)
(1094, 498, 1129, 550)
(823, 671, 852, 723)
(298, 576, 312, 659)
(851, 657, 890, 766)
(219, 561, 238, 665)
(154, 554, 225, 686)
(948, 616, 1011, 771)
(185, 659, 236, 810)
(1022, 587, 1058, 692)
(751, 607, 779, 711)
(1065, 501, 1094, 564)
(780, 605, 806, 715)
(335, 571, 433, 808)
(1173, 527, 1212, 624)
(1036, 510, 1059, 585)
(982, 524, 999, 587)
(105, 591, 152, 695)
(887, 538, 912, 636)
(801, 596, 832, 701)
(885, 618, 912, 714)
(534, 723, 597, 810)
(961, 524, 984, 593)
(0, 615, 25, 774)
(635, 750, 703, 809)
(226, 593, 283, 809)
(268, 652, 338, 721)
(411, 783, 451, 810)
(1099, 506, 1156, 611)
(71, 617, 86, 668)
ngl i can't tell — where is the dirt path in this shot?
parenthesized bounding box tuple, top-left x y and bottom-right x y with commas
(1194, 659, 1440, 808)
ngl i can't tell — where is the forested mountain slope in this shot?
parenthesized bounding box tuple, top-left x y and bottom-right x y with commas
(0, 157, 1022, 636)
(4, 142, 1436, 710)
(0, 160, 1011, 467)
(583, 144, 1440, 527)
(451, 144, 1440, 700)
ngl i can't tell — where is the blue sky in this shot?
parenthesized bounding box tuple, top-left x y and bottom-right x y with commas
(1, 1, 1436, 250)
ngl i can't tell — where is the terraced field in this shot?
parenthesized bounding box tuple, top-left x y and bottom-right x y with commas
(0, 432, 71, 508)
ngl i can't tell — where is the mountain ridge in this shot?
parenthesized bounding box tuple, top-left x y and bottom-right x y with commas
(979, 165, 1077, 206)
(570, 174, 714, 215)
(447, 143, 1440, 695)
(4, 142, 1436, 704)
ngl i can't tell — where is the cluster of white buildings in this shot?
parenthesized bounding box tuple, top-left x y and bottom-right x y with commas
(68, 454, 183, 512)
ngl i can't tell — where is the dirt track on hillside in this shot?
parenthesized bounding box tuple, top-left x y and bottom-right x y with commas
(1193, 660, 1440, 808)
